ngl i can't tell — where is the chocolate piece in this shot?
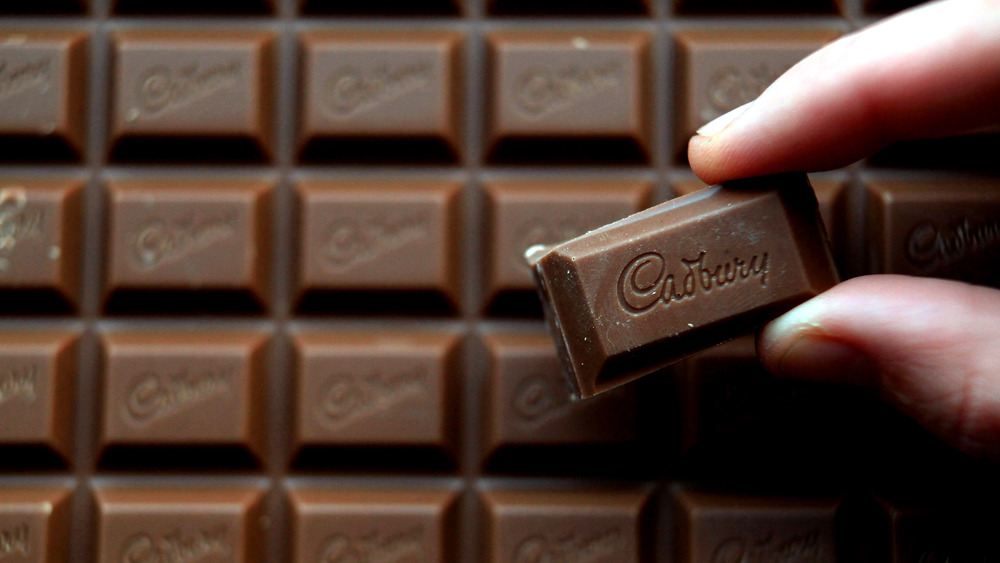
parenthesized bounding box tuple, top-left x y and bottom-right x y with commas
(675, 177, 846, 272)
(0, 331, 77, 464)
(0, 487, 72, 561)
(99, 331, 268, 466)
(292, 331, 460, 458)
(104, 178, 272, 313)
(295, 179, 462, 313)
(481, 489, 649, 563)
(289, 488, 457, 562)
(486, 31, 650, 163)
(95, 487, 265, 563)
(483, 178, 651, 310)
(299, 31, 463, 163)
(675, 490, 839, 563)
(674, 29, 839, 160)
(110, 30, 275, 162)
(865, 179, 1000, 287)
(675, 0, 840, 14)
(529, 174, 838, 398)
(0, 30, 87, 161)
(0, 178, 83, 311)
(481, 331, 637, 460)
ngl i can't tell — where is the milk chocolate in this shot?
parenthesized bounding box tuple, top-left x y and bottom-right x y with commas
(529, 173, 838, 398)
(0, 487, 72, 561)
(486, 31, 650, 163)
(0, 30, 87, 161)
(299, 31, 463, 163)
(865, 178, 1000, 287)
(675, 490, 839, 563)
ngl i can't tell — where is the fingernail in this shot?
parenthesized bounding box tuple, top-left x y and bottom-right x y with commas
(775, 335, 878, 387)
(696, 102, 752, 137)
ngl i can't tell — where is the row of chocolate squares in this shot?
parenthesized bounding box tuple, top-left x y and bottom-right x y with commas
(1, 175, 998, 314)
(0, 0, 924, 17)
(0, 328, 814, 471)
(8, 27, 995, 167)
(2, 483, 998, 561)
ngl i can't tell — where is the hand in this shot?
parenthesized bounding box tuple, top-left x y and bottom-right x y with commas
(687, 0, 1000, 460)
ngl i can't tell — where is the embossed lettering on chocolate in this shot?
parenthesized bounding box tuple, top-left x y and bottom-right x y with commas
(528, 173, 838, 398)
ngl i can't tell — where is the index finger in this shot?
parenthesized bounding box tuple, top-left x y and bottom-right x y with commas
(688, 0, 1000, 185)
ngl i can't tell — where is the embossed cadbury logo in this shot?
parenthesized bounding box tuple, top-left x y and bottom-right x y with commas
(120, 527, 231, 563)
(318, 367, 427, 431)
(0, 58, 51, 102)
(513, 528, 622, 563)
(514, 62, 621, 118)
(124, 366, 233, 426)
(0, 187, 43, 271)
(702, 63, 788, 122)
(131, 215, 237, 271)
(0, 523, 30, 559)
(0, 364, 38, 406)
(133, 61, 242, 118)
(906, 217, 1000, 272)
(618, 250, 769, 314)
(321, 63, 432, 119)
(712, 530, 826, 563)
(323, 211, 429, 272)
(319, 526, 424, 563)
(511, 373, 571, 424)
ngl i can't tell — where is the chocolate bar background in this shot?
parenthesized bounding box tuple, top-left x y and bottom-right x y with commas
(1, 0, 999, 561)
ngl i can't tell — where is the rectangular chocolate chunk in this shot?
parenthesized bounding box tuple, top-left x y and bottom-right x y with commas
(481, 489, 649, 563)
(95, 487, 265, 563)
(0, 487, 72, 562)
(289, 488, 457, 563)
(110, 30, 275, 162)
(529, 173, 838, 398)
(675, 489, 839, 563)
(0, 331, 77, 465)
(298, 31, 463, 163)
(99, 331, 269, 467)
(865, 178, 1000, 287)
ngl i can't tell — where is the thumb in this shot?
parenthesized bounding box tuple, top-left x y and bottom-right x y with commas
(757, 275, 1000, 461)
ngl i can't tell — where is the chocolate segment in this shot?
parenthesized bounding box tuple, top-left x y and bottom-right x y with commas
(0, 332, 77, 465)
(295, 179, 462, 313)
(865, 179, 1000, 287)
(292, 331, 460, 460)
(481, 489, 649, 563)
(673, 29, 839, 160)
(299, 31, 463, 163)
(104, 178, 272, 313)
(289, 488, 457, 563)
(95, 487, 265, 563)
(0, 178, 83, 311)
(0, 487, 72, 561)
(675, 490, 839, 562)
(99, 331, 269, 467)
(530, 174, 838, 398)
(486, 31, 650, 163)
(110, 30, 275, 162)
(481, 331, 637, 461)
(483, 178, 651, 310)
(0, 30, 87, 161)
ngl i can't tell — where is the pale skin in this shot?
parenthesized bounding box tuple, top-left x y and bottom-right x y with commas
(688, 0, 1000, 460)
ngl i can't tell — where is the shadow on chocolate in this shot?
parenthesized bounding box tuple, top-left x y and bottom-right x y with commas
(292, 446, 454, 474)
(296, 290, 456, 317)
(674, 0, 839, 13)
(298, 137, 459, 165)
(0, 136, 81, 163)
(100, 445, 260, 471)
(0, 0, 83, 13)
(485, 291, 542, 318)
(114, 0, 272, 13)
(300, 0, 459, 15)
(0, 289, 75, 315)
(110, 137, 269, 164)
(487, 137, 648, 165)
(484, 443, 656, 477)
(488, 0, 647, 15)
(0, 445, 69, 471)
(105, 290, 265, 316)
(869, 135, 1000, 170)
